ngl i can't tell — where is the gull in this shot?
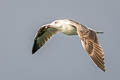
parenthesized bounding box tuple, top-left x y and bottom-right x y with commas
(32, 19, 106, 72)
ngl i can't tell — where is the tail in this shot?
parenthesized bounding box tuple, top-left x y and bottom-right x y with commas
(96, 31, 104, 34)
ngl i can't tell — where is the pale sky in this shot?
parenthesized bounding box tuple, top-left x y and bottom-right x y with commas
(0, 0, 120, 80)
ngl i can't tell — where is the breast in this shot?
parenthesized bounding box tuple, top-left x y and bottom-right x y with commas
(62, 25, 77, 35)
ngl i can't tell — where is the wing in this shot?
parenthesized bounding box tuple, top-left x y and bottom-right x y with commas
(32, 25, 58, 54)
(77, 28, 106, 72)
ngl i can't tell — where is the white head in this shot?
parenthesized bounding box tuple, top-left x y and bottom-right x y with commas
(48, 19, 70, 28)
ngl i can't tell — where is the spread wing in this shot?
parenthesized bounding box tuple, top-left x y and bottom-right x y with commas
(77, 28, 106, 72)
(32, 25, 58, 54)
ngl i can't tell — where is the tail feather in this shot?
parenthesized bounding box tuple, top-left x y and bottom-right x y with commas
(96, 32, 104, 34)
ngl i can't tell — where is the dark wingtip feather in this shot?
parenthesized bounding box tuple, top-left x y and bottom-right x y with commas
(32, 40, 39, 55)
(103, 68, 106, 72)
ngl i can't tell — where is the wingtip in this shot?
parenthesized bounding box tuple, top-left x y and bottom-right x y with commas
(32, 40, 39, 55)
(32, 47, 38, 55)
(32, 50, 36, 55)
(99, 65, 106, 72)
(102, 67, 107, 72)
(102, 68, 106, 72)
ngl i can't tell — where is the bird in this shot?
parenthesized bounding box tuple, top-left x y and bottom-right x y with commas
(32, 19, 106, 72)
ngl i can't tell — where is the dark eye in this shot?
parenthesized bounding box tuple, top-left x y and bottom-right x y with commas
(80, 31, 83, 33)
(55, 22, 58, 24)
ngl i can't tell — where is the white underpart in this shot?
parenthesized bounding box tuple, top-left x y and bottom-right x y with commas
(50, 20, 77, 35)
(61, 24, 77, 35)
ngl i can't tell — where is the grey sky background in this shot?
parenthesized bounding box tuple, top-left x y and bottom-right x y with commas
(0, 0, 120, 80)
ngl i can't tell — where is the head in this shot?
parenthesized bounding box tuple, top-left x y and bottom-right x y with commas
(48, 19, 70, 28)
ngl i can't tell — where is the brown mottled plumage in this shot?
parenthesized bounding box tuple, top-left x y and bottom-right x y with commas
(32, 19, 106, 72)
(77, 26, 105, 71)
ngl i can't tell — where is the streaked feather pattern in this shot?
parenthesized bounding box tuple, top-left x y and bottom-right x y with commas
(32, 25, 58, 54)
(78, 27, 105, 72)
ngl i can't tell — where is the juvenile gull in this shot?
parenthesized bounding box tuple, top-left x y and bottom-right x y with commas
(32, 19, 105, 72)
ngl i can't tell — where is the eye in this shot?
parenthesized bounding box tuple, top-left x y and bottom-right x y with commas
(55, 21, 58, 24)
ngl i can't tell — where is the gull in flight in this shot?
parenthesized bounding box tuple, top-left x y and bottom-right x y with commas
(32, 19, 106, 72)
